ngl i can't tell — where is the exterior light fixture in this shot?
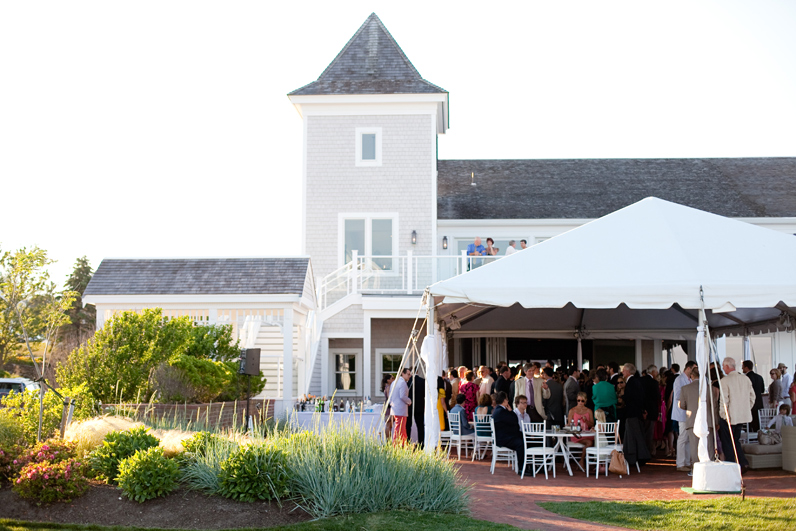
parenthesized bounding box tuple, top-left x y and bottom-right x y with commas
(411, 230, 417, 245)
(442, 236, 448, 250)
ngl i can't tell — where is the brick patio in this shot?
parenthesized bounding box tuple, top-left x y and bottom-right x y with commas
(454, 451, 796, 530)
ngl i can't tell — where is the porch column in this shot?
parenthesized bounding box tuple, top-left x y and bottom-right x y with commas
(282, 307, 294, 410)
(208, 308, 218, 326)
(363, 315, 372, 400)
(635, 339, 643, 372)
(320, 336, 329, 396)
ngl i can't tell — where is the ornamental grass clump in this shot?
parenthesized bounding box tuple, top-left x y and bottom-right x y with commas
(117, 447, 179, 503)
(89, 425, 159, 482)
(272, 423, 470, 518)
(217, 443, 290, 502)
(179, 432, 239, 494)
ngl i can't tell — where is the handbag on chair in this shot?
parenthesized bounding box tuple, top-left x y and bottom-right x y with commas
(608, 429, 627, 475)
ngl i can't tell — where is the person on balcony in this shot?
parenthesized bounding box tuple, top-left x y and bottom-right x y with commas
(485, 237, 499, 256)
(505, 240, 518, 256)
(466, 237, 486, 270)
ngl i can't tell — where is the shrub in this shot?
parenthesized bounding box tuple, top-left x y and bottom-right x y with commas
(10, 439, 79, 476)
(0, 411, 24, 448)
(179, 433, 239, 494)
(217, 444, 290, 502)
(13, 458, 89, 504)
(0, 384, 95, 444)
(117, 447, 179, 503)
(272, 424, 469, 518)
(0, 445, 24, 481)
(89, 425, 159, 482)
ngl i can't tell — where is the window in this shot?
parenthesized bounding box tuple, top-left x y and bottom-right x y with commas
(382, 353, 403, 380)
(334, 353, 357, 391)
(340, 214, 397, 269)
(355, 127, 382, 166)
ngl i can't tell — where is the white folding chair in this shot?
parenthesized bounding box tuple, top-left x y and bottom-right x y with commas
(489, 418, 518, 474)
(439, 429, 452, 450)
(472, 414, 493, 460)
(759, 407, 778, 430)
(586, 421, 620, 478)
(521, 421, 556, 479)
(446, 411, 475, 460)
(565, 421, 586, 471)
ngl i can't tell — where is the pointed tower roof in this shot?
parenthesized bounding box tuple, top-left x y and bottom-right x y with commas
(289, 13, 446, 96)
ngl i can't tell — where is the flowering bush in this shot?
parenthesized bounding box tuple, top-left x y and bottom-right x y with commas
(0, 445, 24, 481)
(12, 458, 89, 504)
(6, 439, 77, 479)
(117, 447, 179, 503)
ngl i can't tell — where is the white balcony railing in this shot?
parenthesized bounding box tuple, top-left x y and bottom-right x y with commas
(317, 250, 501, 311)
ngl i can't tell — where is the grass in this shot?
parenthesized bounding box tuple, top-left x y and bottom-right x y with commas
(0, 512, 524, 531)
(539, 497, 796, 531)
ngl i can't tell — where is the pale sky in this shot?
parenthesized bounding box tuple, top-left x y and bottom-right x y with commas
(2, 1, 795, 287)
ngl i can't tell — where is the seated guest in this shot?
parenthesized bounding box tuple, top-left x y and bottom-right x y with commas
(492, 391, 525, 474)
(768, 404, 794, 435)
(449, 394, 474, 435)
(592, 369, 618, 421)
(475, 393, 493, 418)
(514, 395, 531, 424)
(567, 392, 595, 469)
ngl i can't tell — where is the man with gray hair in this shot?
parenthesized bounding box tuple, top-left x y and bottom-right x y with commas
(505, 239, 518, 256)
(718, 356, 756, 472)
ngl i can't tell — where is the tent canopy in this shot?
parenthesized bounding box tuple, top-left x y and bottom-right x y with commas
(430, 197, 796, 339)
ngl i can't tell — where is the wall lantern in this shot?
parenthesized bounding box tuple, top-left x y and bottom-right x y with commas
(411, 230, 417, 245)
(442, 236, 448, 250)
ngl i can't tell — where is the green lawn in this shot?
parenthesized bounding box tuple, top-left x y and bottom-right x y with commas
(0, 512, 524, 531)
(540, 497, 796, 531)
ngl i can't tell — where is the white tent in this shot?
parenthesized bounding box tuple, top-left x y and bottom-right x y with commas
(427, 197, 796, 487)
(431, 197, 796, 340)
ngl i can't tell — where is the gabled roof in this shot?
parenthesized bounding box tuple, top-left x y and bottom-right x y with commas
(84, 258, 310, 296)
(289, 13, 446, 96)
(437, 157, 796, 219)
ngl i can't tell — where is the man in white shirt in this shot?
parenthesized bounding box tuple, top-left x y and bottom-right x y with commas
(514, 395, 531, 424)
(478, 366, 494, 397)
(520, 239, 528, 250)
(505, 240, 518, 256)
(672, 360, 695, 471)
(778, 364, 792, 406)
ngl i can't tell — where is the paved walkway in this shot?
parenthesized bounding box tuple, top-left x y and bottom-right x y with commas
(455, 451, 796, 530)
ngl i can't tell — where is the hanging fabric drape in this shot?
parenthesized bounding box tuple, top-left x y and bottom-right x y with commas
(694, 309, 711, 463)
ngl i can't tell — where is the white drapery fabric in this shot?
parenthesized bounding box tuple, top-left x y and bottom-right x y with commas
(694, 310, 711, 463)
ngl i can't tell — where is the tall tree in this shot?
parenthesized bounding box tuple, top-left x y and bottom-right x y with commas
(51, 257, 96, 380)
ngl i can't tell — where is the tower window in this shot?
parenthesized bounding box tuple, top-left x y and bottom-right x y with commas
(355, 127, 382, 166)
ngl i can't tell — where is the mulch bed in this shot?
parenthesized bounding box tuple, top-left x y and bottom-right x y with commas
(0, 482, 312, 529)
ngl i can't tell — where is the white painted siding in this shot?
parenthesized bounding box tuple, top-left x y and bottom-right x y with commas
(252, 325, 299, 399)
(305, 114, 434, 279)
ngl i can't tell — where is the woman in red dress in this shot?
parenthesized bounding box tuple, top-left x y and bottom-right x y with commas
(458, 370, 479, 422)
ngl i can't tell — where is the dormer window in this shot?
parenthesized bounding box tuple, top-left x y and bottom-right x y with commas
(355, 127, 382, 166)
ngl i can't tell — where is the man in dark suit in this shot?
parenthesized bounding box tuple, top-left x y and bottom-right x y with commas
(494, 365, 512, 396)
(406, 374, 426, 448)
(542, 367, 565, 427)
(622, 363, 651, 467)
(742, 360, 765, 432)
(491, 391, 525, 475)
(608, 361, 621, 386)
(641, 365, 662, 456)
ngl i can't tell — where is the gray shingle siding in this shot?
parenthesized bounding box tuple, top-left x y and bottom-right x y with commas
(84, 258, 309, 296)
(289, 13, 446, 96)
(437, 158, 796, 219)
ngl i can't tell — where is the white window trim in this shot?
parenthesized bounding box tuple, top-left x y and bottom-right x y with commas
(376, 348, 405, 382)
(338, 212, 399, 268)
(330, 348, 361, 396)
(355, 127, 382, 167)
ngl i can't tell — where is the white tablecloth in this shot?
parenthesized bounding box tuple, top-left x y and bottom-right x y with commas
(290, 410, 384, 434)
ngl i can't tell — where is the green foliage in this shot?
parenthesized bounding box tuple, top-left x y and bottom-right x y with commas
(57, 308, 255, 404)
(88, 425, 159, 482)
(57, 256, 96, 358)
(117, 447, 179, 503)
(12, 457, 89, 504)
(0, 445, 23, 480)
(179, 433, 239, 494)
(0, 385, 95, 444)
(272, 424, 469, 518)
(217, 443, 290, 502)
(0, 410, 24, 448)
